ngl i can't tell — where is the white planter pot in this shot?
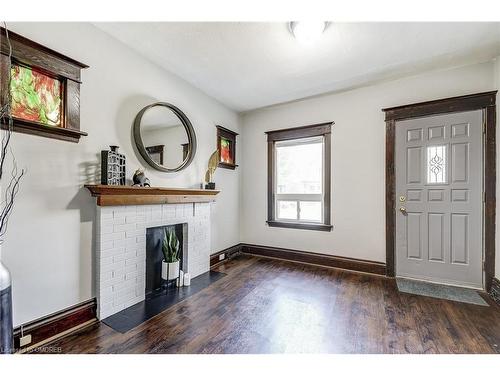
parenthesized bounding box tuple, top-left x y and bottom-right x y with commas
(161, 260, 180, 281)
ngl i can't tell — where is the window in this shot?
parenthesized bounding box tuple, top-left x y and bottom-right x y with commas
(276, 137, 323, 222)
(267, 122, 333, 231)
(426, 145, 447, 184)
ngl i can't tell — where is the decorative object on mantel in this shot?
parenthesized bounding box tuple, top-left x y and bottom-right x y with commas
(0, 25, 25, 354)
(204, 150, 219, 190)
(216, 125, 238, 170)
(100, 146, 126, 185)
(132, 169, 151, 187)
(0, 27, 88, 143)
(161, 228, 180, 285)
(133, 102, 197, 173)
(85, 185, 219, 206)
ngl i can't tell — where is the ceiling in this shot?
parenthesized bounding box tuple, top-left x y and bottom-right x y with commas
(95, 22, 500, 112)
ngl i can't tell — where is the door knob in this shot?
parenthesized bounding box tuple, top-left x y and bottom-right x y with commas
(399, 207, 407, 214)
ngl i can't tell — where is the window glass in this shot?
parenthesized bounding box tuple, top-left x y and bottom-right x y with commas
(220, 137, 233, 164)
(10, 65, 62, 126)
(277, 201, 298, 220)
(276, 138, 323, 194)
(427, 145, 447, 184)
(299, 201, 322, 222)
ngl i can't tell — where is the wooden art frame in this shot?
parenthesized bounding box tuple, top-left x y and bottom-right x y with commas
(0, 27, 88, 143)
(216, 125, 238, 169)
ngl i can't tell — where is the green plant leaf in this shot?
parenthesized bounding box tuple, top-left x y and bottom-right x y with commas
(162, 227, 180, 263)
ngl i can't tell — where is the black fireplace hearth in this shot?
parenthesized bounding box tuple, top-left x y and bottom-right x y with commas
(102, 270, 225, 333)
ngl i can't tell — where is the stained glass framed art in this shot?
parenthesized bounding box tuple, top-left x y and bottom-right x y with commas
(1, 27, 88, 142)
(10, 65, 63, 127)
(216, 125, 238, 169)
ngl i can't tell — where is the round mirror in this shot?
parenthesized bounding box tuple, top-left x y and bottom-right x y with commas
(133, 102, 197, 172)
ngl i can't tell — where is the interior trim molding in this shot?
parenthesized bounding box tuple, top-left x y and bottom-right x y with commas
(382, 91, 497, 292)
(490, 278, 500, 306)
(265, 121, 333, 142)
(13, 298, 97, 352)
(210, 244, 243, 267)
(85, 185, 219, 206)
(266, 220, 333, 232)
(382, 91, 497, 121)
(240, 243, 386, 276)
(266, 122, 333, 231)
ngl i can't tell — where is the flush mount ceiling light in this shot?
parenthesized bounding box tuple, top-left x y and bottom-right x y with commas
(289, 21, 327, 44)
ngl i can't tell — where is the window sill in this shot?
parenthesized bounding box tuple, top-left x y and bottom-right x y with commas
(5, 119, 88, 143)
(218, 161, 238, 170)
(266, 220, 333, 232)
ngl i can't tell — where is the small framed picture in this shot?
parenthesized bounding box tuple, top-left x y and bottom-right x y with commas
(1, 27, 88, 143)
(216, 125, 238, 169)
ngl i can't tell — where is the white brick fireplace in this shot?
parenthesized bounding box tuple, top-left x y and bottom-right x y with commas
(95, 202, 211, 319)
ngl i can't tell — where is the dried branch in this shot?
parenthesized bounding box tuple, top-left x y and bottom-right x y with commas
(0, 23, 25, 244)
(0, 158, 24, 241)
(0, 23, 14, 180)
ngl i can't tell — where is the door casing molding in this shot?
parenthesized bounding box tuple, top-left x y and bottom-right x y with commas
(382, 91, 497, 291)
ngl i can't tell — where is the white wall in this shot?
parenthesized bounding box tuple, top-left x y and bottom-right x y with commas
(2, 23, 241, 326)
(241, 62, 496, 264)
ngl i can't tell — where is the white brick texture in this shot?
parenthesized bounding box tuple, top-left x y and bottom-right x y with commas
(95, 202, 211, 319)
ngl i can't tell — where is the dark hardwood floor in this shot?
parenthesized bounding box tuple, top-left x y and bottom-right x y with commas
(45, 255, 500, 354)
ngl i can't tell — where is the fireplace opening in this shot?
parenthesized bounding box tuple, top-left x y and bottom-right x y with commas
(145, 223, 186, 297)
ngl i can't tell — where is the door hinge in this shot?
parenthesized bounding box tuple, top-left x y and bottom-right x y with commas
(483, 192, 486, 203)
(483, 120, 486, 134)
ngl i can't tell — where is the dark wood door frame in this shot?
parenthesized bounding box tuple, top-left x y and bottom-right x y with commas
(382, 91, 497, 292)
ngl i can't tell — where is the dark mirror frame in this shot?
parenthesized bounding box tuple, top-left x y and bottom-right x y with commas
(133, 102, 197, 173)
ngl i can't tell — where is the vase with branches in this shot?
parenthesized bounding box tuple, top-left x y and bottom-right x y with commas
(0, 24, 25, 354)
(161, 227, 180, 281)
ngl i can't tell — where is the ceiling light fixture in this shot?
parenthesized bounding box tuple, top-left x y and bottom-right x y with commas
(289, 21, 327, 44)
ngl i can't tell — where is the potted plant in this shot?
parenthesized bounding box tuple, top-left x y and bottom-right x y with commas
(161, 227, 180, 281)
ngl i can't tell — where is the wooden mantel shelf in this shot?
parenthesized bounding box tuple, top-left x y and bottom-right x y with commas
(85, 185, 220, 206)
